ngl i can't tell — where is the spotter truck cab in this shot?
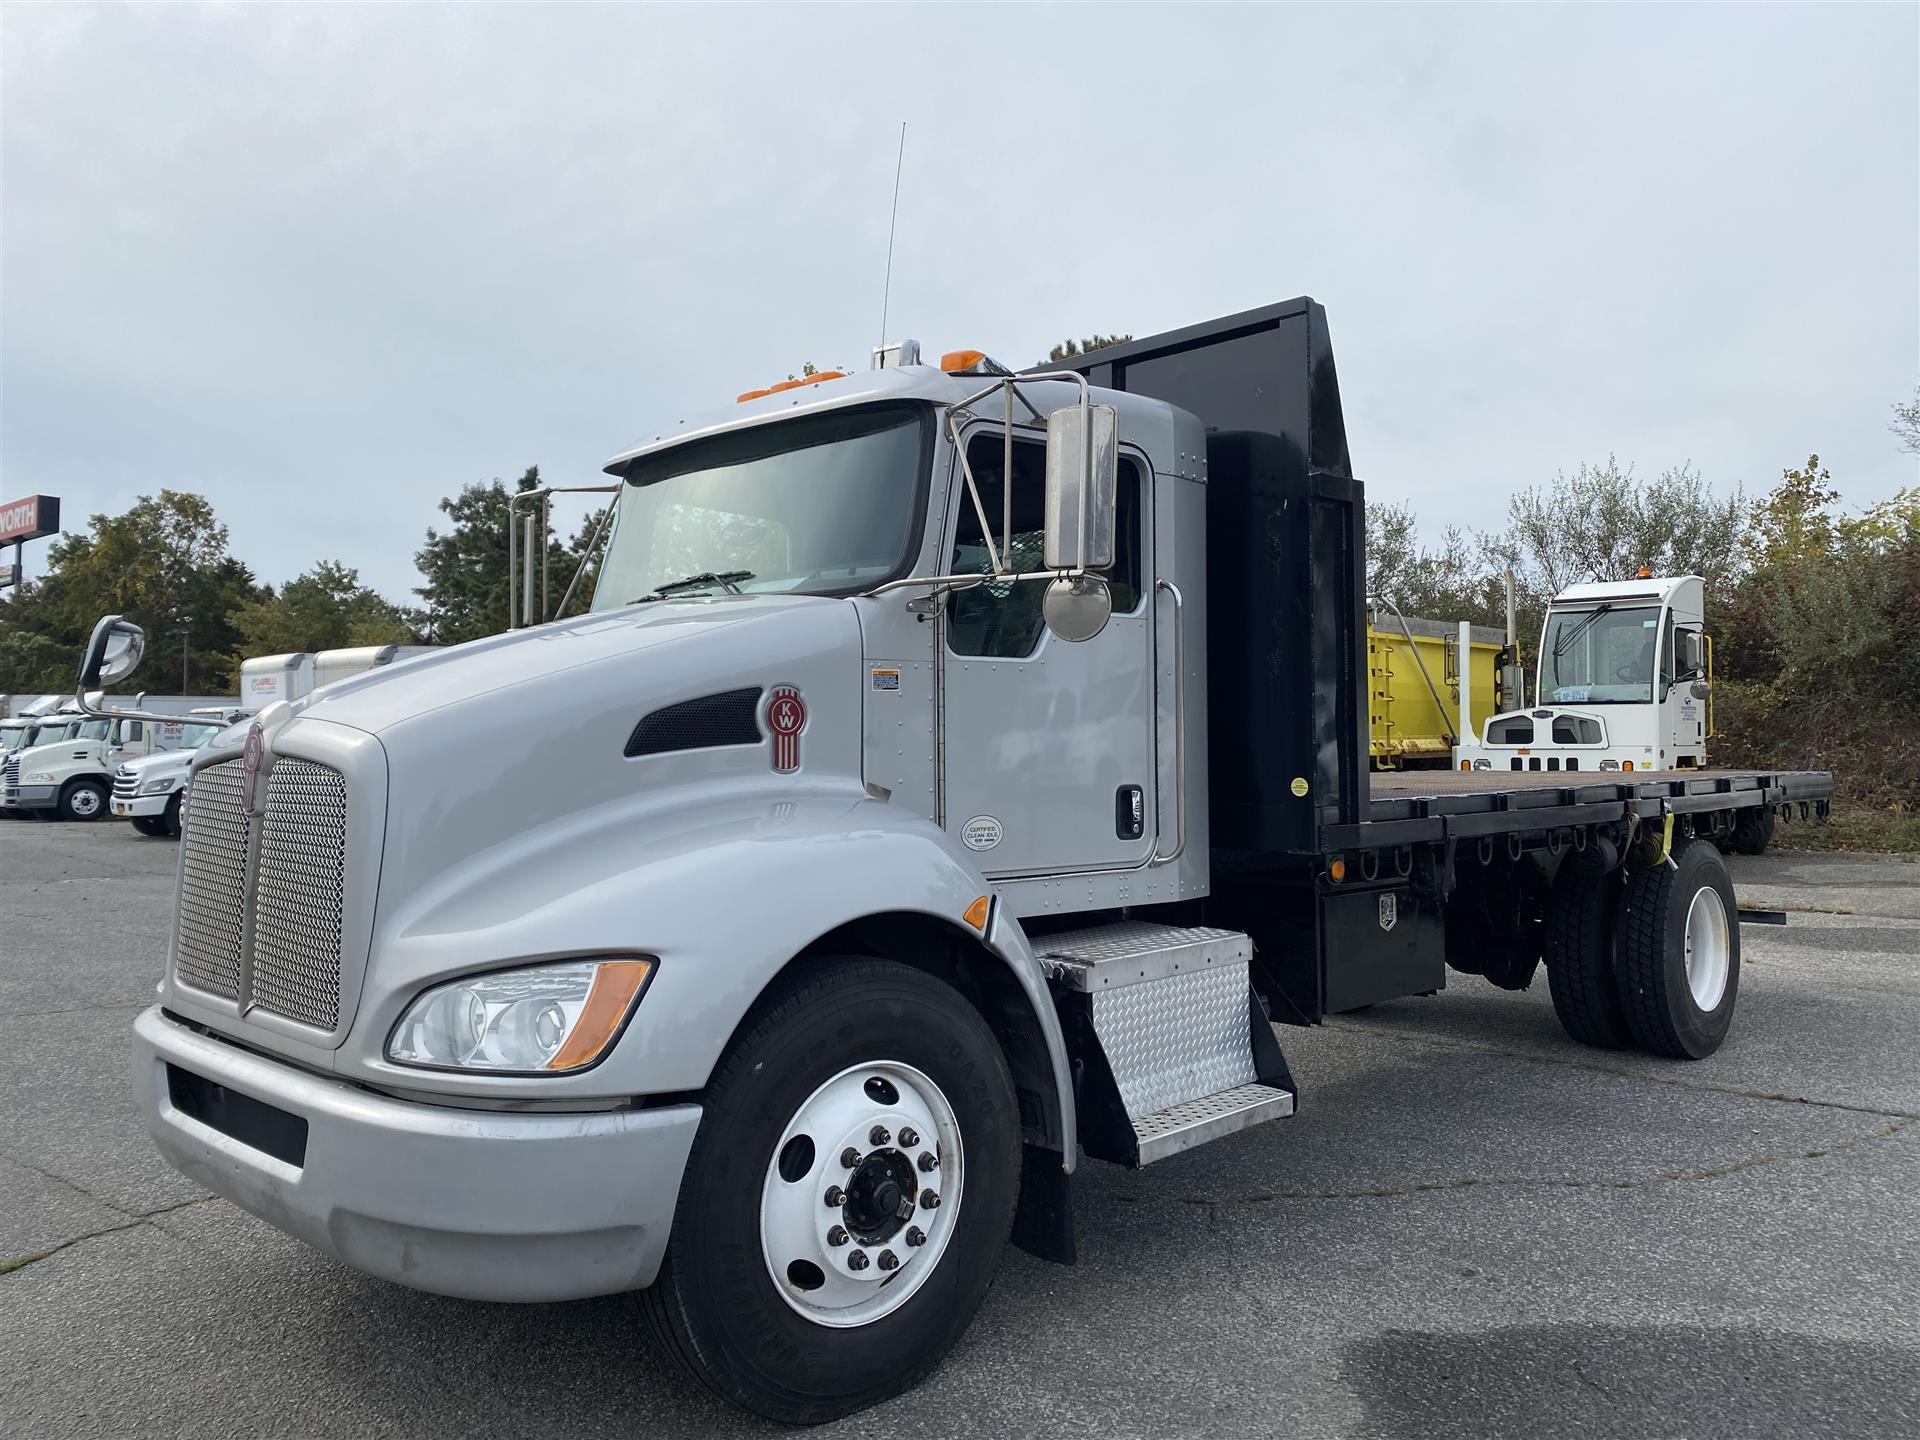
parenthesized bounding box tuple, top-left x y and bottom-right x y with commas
(101, 300, 1832, 1423)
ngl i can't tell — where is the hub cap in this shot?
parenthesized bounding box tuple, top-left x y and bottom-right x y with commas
(759, 1061, 963, 1328)
(70, 788, 100, 817)
(1684, 885, 1730, 1010)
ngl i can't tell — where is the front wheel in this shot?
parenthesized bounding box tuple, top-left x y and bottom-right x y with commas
(640, 956, 1021, 1424)
(1617, 839, 1740, 1059)
(131, 816, 164, 836)
(58, 779, 108, 822)
(160, 793, 184, 838)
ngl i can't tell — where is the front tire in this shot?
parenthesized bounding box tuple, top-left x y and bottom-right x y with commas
(160, 793, 184, 838)
(131, 816, 164, 836)
(1617, 839, 1740, 1059)
(58, 779, 108, 822)
(640, 956, 1021, 1424)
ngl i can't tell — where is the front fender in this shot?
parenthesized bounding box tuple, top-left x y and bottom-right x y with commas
(352, 786, 1074, 1160)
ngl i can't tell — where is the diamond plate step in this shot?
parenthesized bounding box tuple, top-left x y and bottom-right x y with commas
(1133, 1082, 1297, 1166)
(1036, 922, 1249, 991)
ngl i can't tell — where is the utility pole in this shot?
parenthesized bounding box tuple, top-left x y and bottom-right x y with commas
(179, 616, 193, 694)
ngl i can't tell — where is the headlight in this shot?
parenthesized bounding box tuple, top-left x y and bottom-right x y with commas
(387, 958, 654, 1074)
(140, 776, 180, 795)
(24, 771, 55, 784)
(1470, 758, 1492, 770)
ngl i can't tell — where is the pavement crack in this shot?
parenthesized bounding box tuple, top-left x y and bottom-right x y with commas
(0, 1195, 217, 1278)
(1142, 1116, 1914, 1212)
(1321, 1021, 1920, 1121)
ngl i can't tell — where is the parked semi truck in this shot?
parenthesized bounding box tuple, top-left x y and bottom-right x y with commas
(3, 697, 232, 820)
(89, 299, 1831, 1424)
(110, 708, 253, 837)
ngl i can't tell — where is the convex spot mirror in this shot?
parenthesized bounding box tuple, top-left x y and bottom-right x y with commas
(1043, 402, 1118, 572)
(1043, 574, 1112, 643)
(79, 614, 146, 690)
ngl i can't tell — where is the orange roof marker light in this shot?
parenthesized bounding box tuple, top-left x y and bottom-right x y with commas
(738, 371, 847, 404)
(939, 350, 1012, 378)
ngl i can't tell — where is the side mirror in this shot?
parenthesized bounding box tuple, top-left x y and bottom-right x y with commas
(78, 614, 146, 691)
(1043, 402, 1119, 572)
(1677, 630, 1706, 678)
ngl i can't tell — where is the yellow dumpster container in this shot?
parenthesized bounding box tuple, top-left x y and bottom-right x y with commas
(1367, 615, 1506, 769)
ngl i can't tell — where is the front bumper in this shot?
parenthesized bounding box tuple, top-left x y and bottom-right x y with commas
(3, 784, 56, 811)
(132, 1005, 701, 1302)
(111, 792, 171, 818)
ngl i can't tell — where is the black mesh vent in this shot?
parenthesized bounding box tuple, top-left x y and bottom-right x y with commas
(625, 687, 764, 758)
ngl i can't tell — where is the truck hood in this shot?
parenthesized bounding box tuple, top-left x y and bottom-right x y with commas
(295, 595, 833, 736)
(11, 738, 104, 770)
(119, 748, 196, 779)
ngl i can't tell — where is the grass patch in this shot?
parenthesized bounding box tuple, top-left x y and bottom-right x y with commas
(0, 1248, 53, 1275)
(1772, 800, 1920, 857)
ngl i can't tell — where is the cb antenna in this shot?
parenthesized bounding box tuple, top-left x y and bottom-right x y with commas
(879, 121, 906, 345)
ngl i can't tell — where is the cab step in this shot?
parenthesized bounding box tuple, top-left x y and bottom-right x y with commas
(1036, 922, 1296, 1167)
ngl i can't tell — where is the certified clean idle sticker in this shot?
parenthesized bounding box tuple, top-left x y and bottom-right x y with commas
(1289, 776, 1309, 797)
(962, 815, 1002, 851)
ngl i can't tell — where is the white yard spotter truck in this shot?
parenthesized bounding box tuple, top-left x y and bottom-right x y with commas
(89, 300, 1831, 1423)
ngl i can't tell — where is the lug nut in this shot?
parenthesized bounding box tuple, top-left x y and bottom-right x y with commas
(918, 1151, 938, 1172)
(898, 1127, 919, 1148)
(824, 1186, 846, 1207)
(840, 1147, 861, 1169)
(877, 1250, 899, 1272)
(920, 1190, 941, 1210)
(904, 1227, 926, 1248)
(847, 1249, 870, 1271)
(869, 1125, 890, 1147)
(827, 1226, 849, 1246)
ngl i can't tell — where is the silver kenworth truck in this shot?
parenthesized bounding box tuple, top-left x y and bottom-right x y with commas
(83, 300, 1831, 1423)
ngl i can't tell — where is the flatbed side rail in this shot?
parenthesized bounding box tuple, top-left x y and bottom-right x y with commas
(1324, 770, 1834, 853)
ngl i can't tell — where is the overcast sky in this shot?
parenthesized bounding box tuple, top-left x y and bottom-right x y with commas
(3, 3, 1915, 601)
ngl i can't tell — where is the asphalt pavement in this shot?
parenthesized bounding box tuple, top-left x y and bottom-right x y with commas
(3, 820, 1916, 1438)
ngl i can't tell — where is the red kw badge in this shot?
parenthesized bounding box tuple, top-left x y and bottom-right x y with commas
(766, 686, 806, 772)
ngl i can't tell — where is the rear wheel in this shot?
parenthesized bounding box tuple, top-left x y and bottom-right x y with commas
(1617, 839, 1740, 1059)
(640, 956, 1021, 1424)
(57, 779, 108, 822)
(1546, 865, 1633, 1048)
(1727, 804, 1774, 856)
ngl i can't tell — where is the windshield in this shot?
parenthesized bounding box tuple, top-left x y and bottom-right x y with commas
(177, 723, 224, 750)
(0, 725, 26, 750)
(1542, 605, 1662, 702)
(590, 403, 927, 611)
(77, 719, 110, 741)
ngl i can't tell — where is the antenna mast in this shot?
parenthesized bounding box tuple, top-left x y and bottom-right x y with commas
(879, 122, 906, 345)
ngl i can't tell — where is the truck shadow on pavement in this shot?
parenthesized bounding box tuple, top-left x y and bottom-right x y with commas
(1340, 1323, 1920, 1440)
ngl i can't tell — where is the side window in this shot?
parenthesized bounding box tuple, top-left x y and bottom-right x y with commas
(945, 435, 1143, 658)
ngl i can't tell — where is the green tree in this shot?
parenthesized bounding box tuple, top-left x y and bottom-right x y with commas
(0, 490, 261, 693)
(1045, 334, 1132, 364)
(1891, 385, 1920, 454)
(1365, 501, 1506, 628)
(225, 561, 416, 666)
(414, 467, 594, 645)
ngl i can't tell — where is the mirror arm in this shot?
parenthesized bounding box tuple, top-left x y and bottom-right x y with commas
(944, 407, 1007, 576)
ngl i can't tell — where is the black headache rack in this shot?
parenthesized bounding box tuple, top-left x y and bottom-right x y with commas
(1037, 298, 1368, 858)
(1046, 300, 1836, 1027)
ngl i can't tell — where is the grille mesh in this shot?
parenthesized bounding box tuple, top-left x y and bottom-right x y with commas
(175, 763, 249, 999)
(250, 759, 349, 1030)
(625, 687, 763, 758)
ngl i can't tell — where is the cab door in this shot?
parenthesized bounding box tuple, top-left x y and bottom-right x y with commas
(937, 427, 1156, 874)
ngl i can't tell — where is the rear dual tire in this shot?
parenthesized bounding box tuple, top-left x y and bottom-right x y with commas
(1548, 840, 1739, 1060)
(640, 956, 1020, 1425)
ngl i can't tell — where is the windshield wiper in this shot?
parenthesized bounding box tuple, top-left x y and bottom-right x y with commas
(1551, 603, 1611, 659)
(629, 570, 755, 604)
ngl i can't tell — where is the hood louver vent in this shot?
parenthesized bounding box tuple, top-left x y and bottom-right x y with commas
(625, 687, 764, 759)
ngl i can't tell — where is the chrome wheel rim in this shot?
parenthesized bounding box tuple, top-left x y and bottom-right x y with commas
(759, 1060, 963, 1328)
(1684, 885, 1731, 1010)
(70, 788, 101, 817)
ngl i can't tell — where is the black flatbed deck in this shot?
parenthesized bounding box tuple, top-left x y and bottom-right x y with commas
(1323, 768, 1835, 851)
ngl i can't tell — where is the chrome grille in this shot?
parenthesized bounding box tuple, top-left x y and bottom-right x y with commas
(175, 763, 249, 999)
(249, 760, 348, 1030)
(2, 754, 18, 804)
(113, 767, 139, 801)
